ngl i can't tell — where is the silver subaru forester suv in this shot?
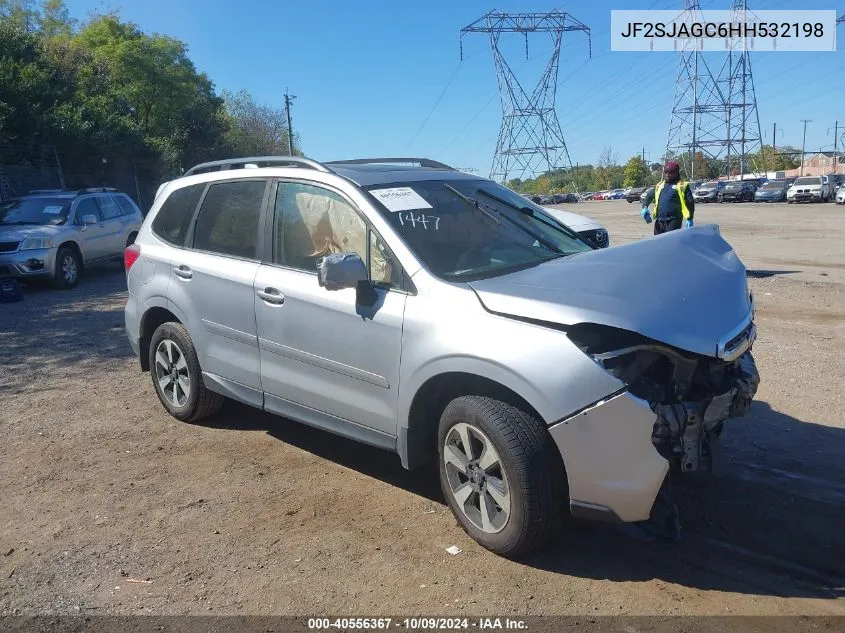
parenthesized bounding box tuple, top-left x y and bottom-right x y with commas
(125, 156, 759, 556)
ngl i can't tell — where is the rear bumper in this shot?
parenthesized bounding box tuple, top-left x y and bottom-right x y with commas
(125, 289, 141, 358)
(0, 247, 56, 279)
(549, 392, 669, 523)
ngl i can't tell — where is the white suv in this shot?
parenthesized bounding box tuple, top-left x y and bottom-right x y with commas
(787, 176, 830, 203)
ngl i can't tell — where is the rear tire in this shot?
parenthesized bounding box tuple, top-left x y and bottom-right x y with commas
(52, 246, 80, 289)
(438, 395, 565, 558)
(149, 322, 224, 422)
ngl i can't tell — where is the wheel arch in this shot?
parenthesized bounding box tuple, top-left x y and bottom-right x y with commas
(57, 240, 84, 270)
(398, 369, 546, 471)
(139, 305, 182, 371)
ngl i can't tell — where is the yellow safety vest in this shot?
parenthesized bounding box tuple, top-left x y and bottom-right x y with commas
(653, 180, 691, 220)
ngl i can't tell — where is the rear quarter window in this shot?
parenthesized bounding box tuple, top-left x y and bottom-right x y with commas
(151, 183, 206, 247)
(114, 195, 139, 216)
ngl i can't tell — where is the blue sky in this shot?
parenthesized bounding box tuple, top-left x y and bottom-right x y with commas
(65, 0, 845, 175)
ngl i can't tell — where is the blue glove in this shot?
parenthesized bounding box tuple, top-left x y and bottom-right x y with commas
(685, 219, 694, 228)
(641, 207, 652, 224)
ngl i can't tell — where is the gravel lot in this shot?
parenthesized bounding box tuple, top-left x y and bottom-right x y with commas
(1, 200, 844, 616)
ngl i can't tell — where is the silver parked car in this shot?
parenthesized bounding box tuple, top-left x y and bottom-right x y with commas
(0, 188, 143, 288)
(125, 156, 759, 556)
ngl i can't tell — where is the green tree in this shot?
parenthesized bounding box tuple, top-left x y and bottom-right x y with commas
(222, 88, 297, 157)
(623, 155, 649, 187)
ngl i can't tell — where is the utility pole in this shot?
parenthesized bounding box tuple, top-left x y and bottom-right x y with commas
(829, 121, 840, 176)
(284, 88, 296, 156)
(771, 122, 776, 173)
(800, 119, 811, 176)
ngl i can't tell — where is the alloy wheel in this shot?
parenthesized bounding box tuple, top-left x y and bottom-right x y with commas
(443, 422, 511, 534)
(154, 339, 190, 407)
(62, 255, 78, 284)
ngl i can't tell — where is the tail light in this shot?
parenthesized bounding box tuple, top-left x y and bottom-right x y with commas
(124, 243, 141, 270)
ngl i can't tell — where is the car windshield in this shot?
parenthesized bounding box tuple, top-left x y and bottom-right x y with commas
(366, 179, 593, 281)
(793, 177, 820, 186)
(700, 181, 718, 189)
(724, 183, 742, 191)
(0, 197, 71, 226)
(760, 182, 785, 190)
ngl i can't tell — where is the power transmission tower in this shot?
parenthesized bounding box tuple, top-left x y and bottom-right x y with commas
(460, 11, 590, 183)
(720, 0, 763, 177)
(665, 0, 763, 180)
(665, 1, 729, 179)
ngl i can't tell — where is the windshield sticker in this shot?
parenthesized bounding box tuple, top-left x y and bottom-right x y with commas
(397, 212, 439, 230)
(43, 205, 64, 214)
(370, 187, 433, 212)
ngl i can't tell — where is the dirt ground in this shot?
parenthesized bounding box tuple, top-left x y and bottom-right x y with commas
(1, 200, 844, 617)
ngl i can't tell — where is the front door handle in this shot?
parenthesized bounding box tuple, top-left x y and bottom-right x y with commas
(256, 287, 285, 305)
(173, 265, 193, 280)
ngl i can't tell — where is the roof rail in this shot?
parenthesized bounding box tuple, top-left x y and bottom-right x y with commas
(183, 156, 330, 177)
(78, 187, 119, 194)
(324, 157, 455, 170)
(28, 188, 67, 194)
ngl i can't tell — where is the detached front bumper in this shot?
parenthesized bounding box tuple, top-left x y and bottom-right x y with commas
(549, 351, 760, 524)
(549, 392, 668, 522)
(0, 247, 56, 279)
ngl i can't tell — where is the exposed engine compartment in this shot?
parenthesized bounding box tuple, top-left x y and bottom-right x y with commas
(567, 323, 760, 475)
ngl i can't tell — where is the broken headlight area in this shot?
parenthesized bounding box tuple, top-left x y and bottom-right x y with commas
(567, 323, 760, 474)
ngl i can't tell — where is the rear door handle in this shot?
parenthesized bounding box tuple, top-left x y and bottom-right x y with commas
(256, 287, 285, 305)
(173, 265, 193, 280)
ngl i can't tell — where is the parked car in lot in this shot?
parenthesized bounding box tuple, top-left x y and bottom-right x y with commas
(693, 181, 725, 203)
(625, 187, 646, 203)
(718, 181, 756, 203)
(787, 176, 830, 203)
(836, 184, 845, 205)
(754, 180, 791, 202)
(551, 193, 579, 204)
(540, 206, 610, 248)
(0, 187, 143, 288)
(126, 155, 759, 556)
(640, 186, 654, 203)
(605, 188, 626, 200)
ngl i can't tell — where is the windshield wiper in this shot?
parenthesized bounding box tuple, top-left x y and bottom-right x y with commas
(472, 189, 566, 254)
(443, 184, 501, 225)
(475, 189, 584, 243)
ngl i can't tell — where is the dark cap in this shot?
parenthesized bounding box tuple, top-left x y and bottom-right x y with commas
(664, 160, 680, 173)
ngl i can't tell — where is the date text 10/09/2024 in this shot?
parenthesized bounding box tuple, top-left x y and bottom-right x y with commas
(307, 618, 528, 630)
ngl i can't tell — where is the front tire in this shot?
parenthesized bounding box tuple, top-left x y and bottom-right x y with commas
(438, 395, 564, 557)
(149, 322, 224, 422)
(52, 246, 80, 289)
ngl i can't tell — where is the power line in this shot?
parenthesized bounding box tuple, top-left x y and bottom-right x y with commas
(406, 60, 464, 151)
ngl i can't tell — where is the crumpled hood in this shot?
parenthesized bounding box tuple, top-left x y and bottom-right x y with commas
(0, 224, 63, 242)
(467, 225, 752, 358)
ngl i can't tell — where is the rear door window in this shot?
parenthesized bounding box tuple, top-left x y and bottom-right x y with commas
(96, 195, 122, 220)
(151, 183, 206, 247)
(192, 179, 266, 259)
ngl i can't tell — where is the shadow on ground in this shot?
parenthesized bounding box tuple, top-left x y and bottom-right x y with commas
(746, 269, 801, 279)
(0, 265, 131, 394)
(195, 398, 845, 600)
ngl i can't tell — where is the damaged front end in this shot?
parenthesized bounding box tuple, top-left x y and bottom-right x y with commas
(568, 322, 760, 537)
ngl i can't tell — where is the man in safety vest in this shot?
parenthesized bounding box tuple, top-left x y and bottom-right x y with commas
(640, 160, 695, 235)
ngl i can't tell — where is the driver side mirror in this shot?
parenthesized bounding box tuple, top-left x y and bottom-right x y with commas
(317, 252, 378, 307)
(317, 252, 368, 291)
(80, 214, 98, 225)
